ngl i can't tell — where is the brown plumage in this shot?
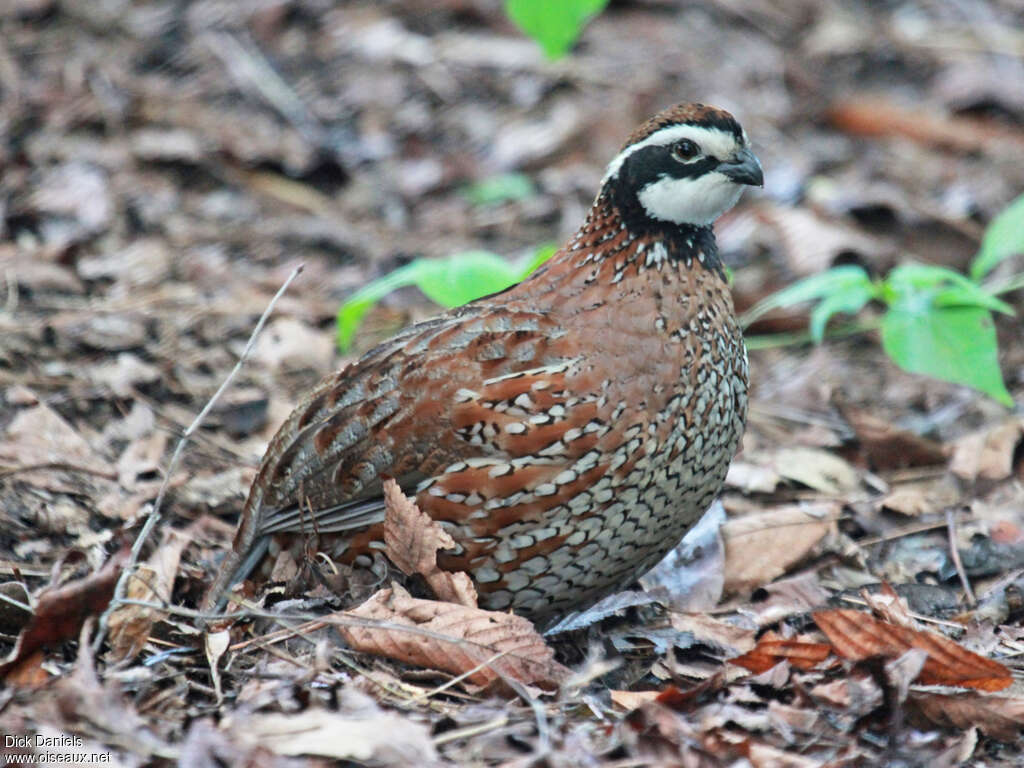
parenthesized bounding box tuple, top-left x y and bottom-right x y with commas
(204, 103, 762, 623)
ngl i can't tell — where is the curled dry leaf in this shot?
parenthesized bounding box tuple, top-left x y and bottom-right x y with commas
(333, 585, 569, 692)
(382, 478, 478, 607)
(813, 609, 1011, 692)
(730, 630, 832, 674)
(859, 581, 916, 628)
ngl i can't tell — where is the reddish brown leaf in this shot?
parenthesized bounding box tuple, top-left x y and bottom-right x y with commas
(731, 633, 832, 674)
(813, 610, 1011, 691)
(333, 585, 568, 692)
(4, 649, 51, 689)
(382, 478, 478, 608)
(909, 691, 1024, 742)
(1, 547, 130, 678)
(828, 97, 1024, 154)
(838, 402, 948, 470)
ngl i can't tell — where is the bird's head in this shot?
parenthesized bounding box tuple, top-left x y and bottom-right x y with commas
(602, 103, 763, 228)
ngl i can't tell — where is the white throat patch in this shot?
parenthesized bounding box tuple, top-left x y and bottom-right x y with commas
(638, 173, 744, 226)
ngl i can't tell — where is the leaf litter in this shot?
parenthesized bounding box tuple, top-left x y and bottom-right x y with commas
(2, 1, 1024, 765)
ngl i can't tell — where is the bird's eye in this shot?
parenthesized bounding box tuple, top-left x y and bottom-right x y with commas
(671, 139, 700, 161)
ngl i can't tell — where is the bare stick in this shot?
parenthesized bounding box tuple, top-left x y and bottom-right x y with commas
(94, 264, 304, 651)
(946, 507, 976, 606)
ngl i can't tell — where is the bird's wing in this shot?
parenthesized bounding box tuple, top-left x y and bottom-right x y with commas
(246, 305, 598, 538)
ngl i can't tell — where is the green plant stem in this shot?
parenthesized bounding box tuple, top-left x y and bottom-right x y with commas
(744, 319, 881, 350)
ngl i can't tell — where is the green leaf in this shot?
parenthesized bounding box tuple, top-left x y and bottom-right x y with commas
(808, 284, 874, 342)
(462, 173, 536, 206)
(515, 243, 557, 279)
(336, 252, 525, 352)
(414, 251, 521, 307)
(740, 265, 874, 328)
(881, 305, 1013, 406)
(505, 0, 609, 59)
(884, 262, 1014, 315)
(970, 192, 1024, 281)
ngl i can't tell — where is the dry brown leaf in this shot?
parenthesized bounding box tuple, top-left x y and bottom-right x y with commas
(950, 418, 1024, 483)
(721, 503, 841, 594)
(730, 631, 832, 674)
(828, 97, 1024, 154)
(382, 478, 478, 607)
(860, 582, 916, 628)
(909, 691, 1024, 742)
(838, 403, 948, 470)
(756, 202, 888, 277)
(0, 399, 114, 494)
(333, 585, 568, 692)
(725, 459, 781, 494)
(610, 690, 660, 710)
(878, 481, 959, 517)
(108, 526, 192, 662)
(813, 609, 1011, 691)
(229, 707, 440, 763)
(1, 548, 130, 678)
(745, 741, 824, 768)
(772, 448, 859, 494)
(668, 613, 757, 657)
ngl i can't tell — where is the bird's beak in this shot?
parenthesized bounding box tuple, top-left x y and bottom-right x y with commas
(719, 147, 764, 187)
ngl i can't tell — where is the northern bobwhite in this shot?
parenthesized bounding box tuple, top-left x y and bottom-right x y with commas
(204, 102, 761, 623)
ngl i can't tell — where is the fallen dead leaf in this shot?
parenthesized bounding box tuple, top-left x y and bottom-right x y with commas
(333, 585, 568, 692)
(838, 402, 949, 470)
(950, 418, 1024, 484)
(611, 690, 660, 710)
(813, 609, 1011, 691)
(227, 707, 439, 763)
(772, 448, 859, 494)
(730, 631, 832, 674)
(382, 479, 477, 608)
(1, 547, 130, 678)
(726, 459, 782, 494)
(668, 613, 757, 657)
(860, 582, 916, 628)
(108, 523, 197, 661)
(721, 502, 841, 594)
(878, 481, 959, 517)
(828, 96, 1024, 154)
(909, 691, 1024, 742)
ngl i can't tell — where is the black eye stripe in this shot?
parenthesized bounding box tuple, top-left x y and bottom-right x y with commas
(617, 145, 719, 189)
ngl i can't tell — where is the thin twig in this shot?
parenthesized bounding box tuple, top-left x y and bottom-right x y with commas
(93, 265, 304, 652)
(0, 461, 118, 481)
(432, 715, 510, 746)
(410, 651, 510, 702)
(946, 508, 976, 606)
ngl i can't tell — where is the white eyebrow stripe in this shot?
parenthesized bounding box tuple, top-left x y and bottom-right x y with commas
(602, 124, 740, 184)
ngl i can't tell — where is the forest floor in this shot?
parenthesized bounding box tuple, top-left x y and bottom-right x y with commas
(1, 1, 1023, 765)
